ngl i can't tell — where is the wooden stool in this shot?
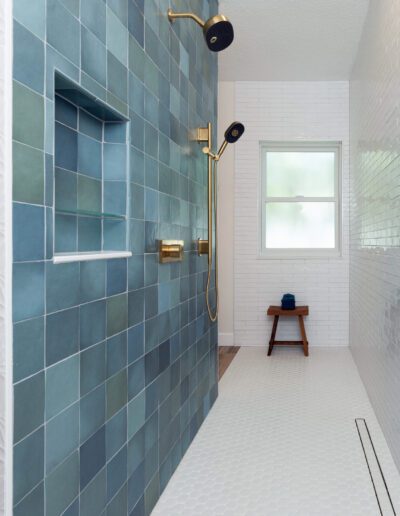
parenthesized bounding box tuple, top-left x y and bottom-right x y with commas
(266, 306, 309, 357)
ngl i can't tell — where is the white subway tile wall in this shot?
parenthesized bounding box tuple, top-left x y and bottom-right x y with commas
(234, 82, 349, 347)
(350, 0, 400, 471)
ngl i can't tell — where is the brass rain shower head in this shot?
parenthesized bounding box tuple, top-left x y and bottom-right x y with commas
(167, 8, 234, 52)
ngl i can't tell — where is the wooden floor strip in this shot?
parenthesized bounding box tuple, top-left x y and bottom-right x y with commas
(218, 346, 240, 379)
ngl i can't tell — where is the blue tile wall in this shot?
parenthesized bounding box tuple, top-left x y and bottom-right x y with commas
(12, 0, 218, 514)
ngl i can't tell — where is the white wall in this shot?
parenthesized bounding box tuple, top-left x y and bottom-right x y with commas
(222, 81, 350, 347)
(350, 0, 400, 471)
(0, 0, 13, 513)
(217, 82, 235, 346)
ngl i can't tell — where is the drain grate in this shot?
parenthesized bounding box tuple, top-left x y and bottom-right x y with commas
(355, 418, 396, 516)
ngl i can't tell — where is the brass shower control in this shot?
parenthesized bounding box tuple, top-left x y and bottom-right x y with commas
(197, 239, 209, 256)
(159, 240, 184, 263)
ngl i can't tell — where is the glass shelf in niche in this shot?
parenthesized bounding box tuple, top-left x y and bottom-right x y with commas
(55, 208, 126, 220)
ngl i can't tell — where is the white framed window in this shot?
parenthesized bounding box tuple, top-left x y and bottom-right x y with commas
(260, 142, 341, 258)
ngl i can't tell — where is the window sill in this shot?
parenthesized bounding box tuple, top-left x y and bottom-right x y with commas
(258, 250, 342, 260)
(53, 251, 132, 264)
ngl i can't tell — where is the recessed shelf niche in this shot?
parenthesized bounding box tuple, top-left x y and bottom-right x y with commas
(53, 72, 130, 261)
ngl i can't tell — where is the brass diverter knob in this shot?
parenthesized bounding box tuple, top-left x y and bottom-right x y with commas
(159, 240, 184, 263)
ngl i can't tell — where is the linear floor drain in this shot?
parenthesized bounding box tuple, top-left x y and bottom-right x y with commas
(355, 418, 396, 515)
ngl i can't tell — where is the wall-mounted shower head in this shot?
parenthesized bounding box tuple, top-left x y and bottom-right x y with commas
(168, 9, 234, 52)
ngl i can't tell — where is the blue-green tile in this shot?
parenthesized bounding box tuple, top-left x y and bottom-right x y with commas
(106, 332, 127, 378)
(14, 371, 44, 443)
(78, 217, 102, 252)
(46, 262, 80, 313)
(46, 307, 79, 366)
(80, 341, 106, 396)
(80, 260, 106, 302)
(13, 261, 45, 322)
(80, 384, 106, 444)
(13, 203, 44, 262)
(46, 402, 79, 474)
(78, 133, 102, 179)
(47, 0, 80, 66)
(107, 293, 128, 337)
(45, 354, 79, 419)
(13, 21, 44, 94)
(106, 370, 127, 419)
(80, 425, 106, 488)
(80, 300, 106, 349)
(13, 427, 44, 504)
(13, 481, 44, 516)
(13, 81, 44, 150)
(106, 408, 126, 460)
(14, 0, 45, 39)
(107, 258, 127, 296)
(80, 468, 106, 516)
(107, 52, 128, 103)
(81, 27, 107, 87)
(107, 445, 127, 502)
(107, 8, 128, 66)
(55, 94, 77, 128)
(13, 317, 44, 382)
(46, 451, 79, 516)
(12, 141, 44, 204)
(104, 180, 126, 216)
(81, 0, 106, 43)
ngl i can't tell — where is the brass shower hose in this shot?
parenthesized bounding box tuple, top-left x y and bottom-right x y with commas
(206, 158, 218, 322)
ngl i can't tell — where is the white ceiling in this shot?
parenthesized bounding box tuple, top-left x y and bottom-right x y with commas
(219, 0, 370, 81)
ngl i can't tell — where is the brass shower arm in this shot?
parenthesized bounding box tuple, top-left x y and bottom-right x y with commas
(215, 140, 228, 161)
(167, 9, 205, 28)
(201, 140, 228, 162)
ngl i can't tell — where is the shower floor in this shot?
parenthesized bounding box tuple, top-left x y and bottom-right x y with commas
(153, 347, 400, 515)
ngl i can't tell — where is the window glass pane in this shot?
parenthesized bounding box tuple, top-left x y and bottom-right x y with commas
(265, 202, 335, 249)
(266, 151, 335, 197)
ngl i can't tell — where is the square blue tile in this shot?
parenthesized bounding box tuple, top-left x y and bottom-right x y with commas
(46, 262, 80, 313)
(46, 307, 79, 366)
(80, 300, 106, 349)
(104, 143, 127, 180)
(13, 427, 44, 504)
(46, 402, 79, 474)
(13, 21, 44, 94)
(45, 354, 79, 420)
(13, 203, 44, 262)
(47, 0, 80, 65)
(13, 262, 45, 322)
(80, 425, 106, 489)
(14, 371, 44, 443)
(13, 317, 44, 383)
(80, 384, 106, 444)
(107, 258, 127, 296)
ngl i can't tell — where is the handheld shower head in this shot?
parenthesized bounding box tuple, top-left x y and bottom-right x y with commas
(197, 122, 245, 161)
(224, 122, 245, 143)
(168, 9, 234, 52)
(213, 122, 245, 160)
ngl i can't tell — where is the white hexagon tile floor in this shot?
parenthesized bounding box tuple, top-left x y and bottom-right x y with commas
(153, 347, 400, 515)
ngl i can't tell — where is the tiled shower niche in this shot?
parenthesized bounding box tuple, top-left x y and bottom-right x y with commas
(54, 73, 129, 257)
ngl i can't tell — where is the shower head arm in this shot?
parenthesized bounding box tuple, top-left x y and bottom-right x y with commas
(201, 139, 228, 162)
(167, 9, 205, 28)
(215, 140, 228, 161)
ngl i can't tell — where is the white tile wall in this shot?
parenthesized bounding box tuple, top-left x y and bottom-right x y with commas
(350, 0, 400, 472)
(234, 82, 350, 347)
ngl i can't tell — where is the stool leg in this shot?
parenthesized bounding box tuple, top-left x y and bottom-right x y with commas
(268, 315, 279, 356)
(298, 315, 309, 357)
